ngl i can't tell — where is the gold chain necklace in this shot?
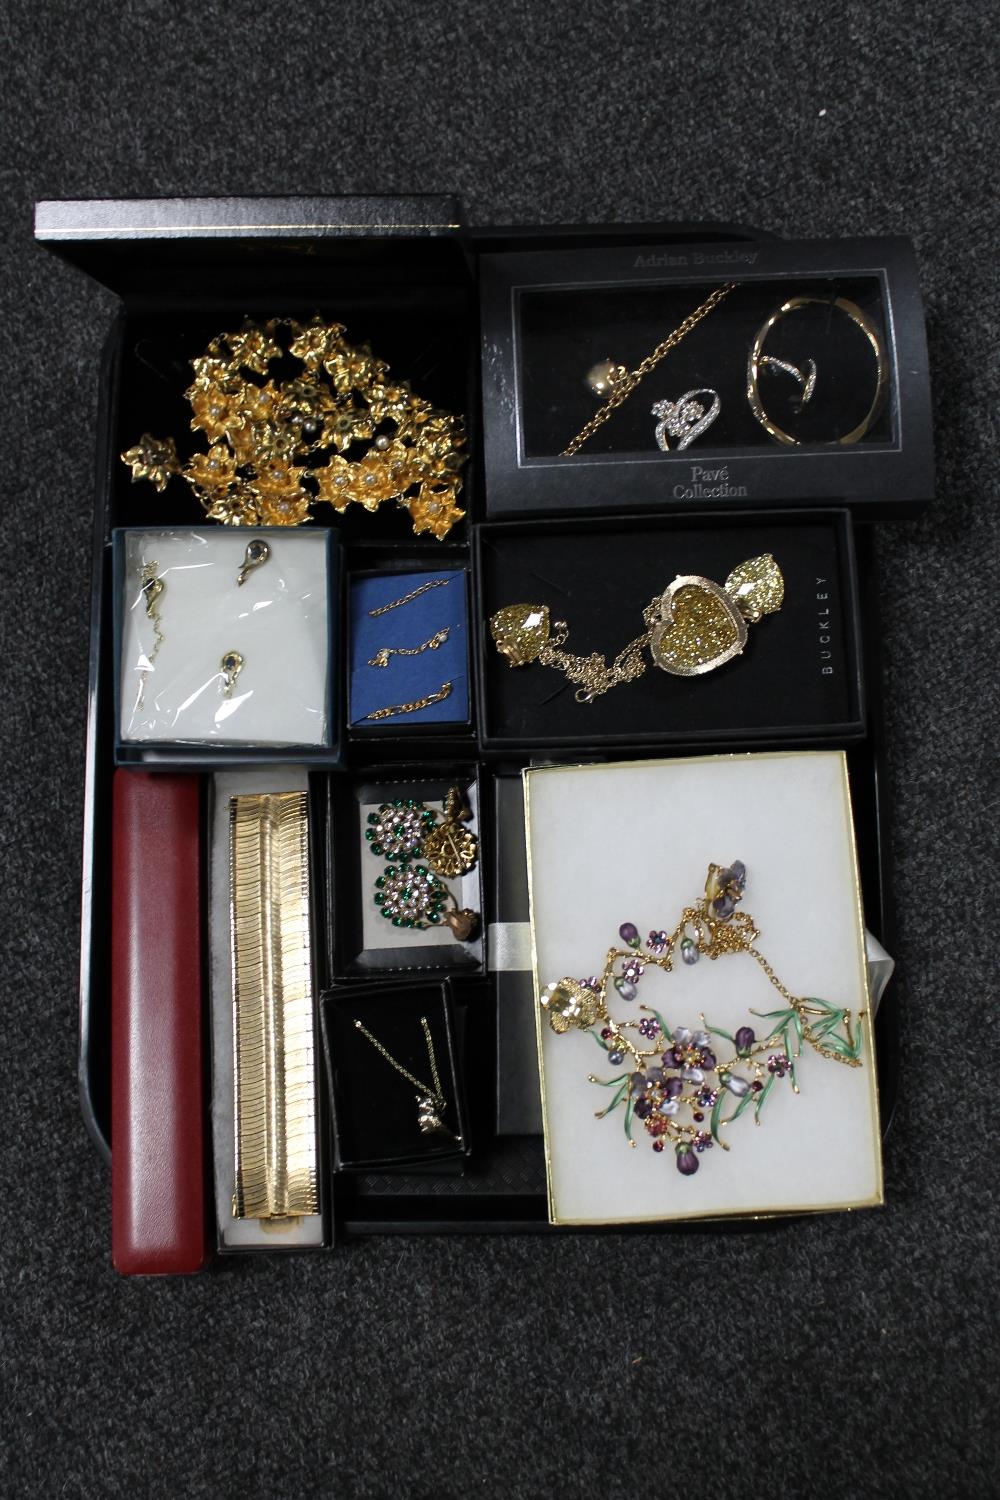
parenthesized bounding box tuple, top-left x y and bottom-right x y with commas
(540, 861, 864, 1179)
(354, 1016, 459, 1140)
(562, 284, 737, 456)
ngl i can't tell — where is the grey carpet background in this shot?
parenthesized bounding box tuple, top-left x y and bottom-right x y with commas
(3, 1, 998, 1496)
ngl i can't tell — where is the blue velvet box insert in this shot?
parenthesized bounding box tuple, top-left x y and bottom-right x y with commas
(350, 569, 469, 726)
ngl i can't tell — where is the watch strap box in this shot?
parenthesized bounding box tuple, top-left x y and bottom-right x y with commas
(110, 770, 209, 1275)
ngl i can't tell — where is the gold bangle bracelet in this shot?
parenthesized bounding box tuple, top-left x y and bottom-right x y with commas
(747, 295, 886, 446)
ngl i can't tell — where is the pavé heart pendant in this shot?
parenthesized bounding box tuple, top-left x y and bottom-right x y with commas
(488, 554, 784, 700)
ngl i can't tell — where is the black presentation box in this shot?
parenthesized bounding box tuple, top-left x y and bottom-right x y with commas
(323, 762, 488, 983)
(320, 980, 471, 1172)
(474, 509, 865, 754)
(345, 541, 477, 755)
(34, 198, 900, 1241)
(479, 236, 932, 520)
(35, 195, 477, 1162)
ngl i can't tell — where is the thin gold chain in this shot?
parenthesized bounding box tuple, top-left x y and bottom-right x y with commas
(537, 597, 661, 702)
(368, 578, 451, 616)
(540, 628, 649, 702)
(562, 284, 737, 456)
(362, 680, 453, 720)
(746, 944, 798, 1004)
(368, 628, 450, 667)
(354, 1016, 444, 1099)
(590, 897, 861, 1070)
(140, 562, 165, 662)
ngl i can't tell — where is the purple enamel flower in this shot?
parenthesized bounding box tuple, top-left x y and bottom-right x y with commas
(637, 1016, 660, 1040)
(647, 930, 670, 954)
(734, 1025, 756, 1056)
(665, 1026, 717, 1083)
(767, 1053, 791, 1078)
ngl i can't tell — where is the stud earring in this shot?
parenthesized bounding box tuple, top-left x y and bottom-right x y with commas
(220, 650, 244, 697)
(236, 538, 270, 586)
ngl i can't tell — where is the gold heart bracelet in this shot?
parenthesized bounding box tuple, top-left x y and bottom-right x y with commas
(489, 553, 784, 702)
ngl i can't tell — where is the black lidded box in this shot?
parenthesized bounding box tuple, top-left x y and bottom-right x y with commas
(320, 980, 470, 1171)
(491, 771, 542, 1137)
(478, 235, 932, 519)
(34, 197, 902, 1240)
(323, 761, 488, 983)
(474, 508, 865, 754)
(345, 541, 477, 754)
(37, 194, 476, 1162)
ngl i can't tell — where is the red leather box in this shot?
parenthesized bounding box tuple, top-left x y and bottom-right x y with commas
(111, 770, 208, 1275)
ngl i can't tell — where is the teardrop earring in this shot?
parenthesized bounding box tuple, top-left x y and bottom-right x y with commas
(137, 561, 165, 708)
(220, 650, 244, 698)
(236, 538, 270, 586)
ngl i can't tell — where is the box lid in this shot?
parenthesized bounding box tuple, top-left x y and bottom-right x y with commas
(34, 194, 465, 295)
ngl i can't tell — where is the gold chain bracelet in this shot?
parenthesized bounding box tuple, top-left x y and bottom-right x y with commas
(362, 680, 453, 721)
(368, 628, 450, 668)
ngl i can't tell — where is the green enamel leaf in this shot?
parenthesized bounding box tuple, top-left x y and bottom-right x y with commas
(783, 1033, 798, 1090)
(624, 1097, 634, 1141)
(730, 1088, 756, 1123)
(710, 1087, 728, 1144)
(751, 1006, 796, 1024)
(814, 1032, 855, 1059)
(591, 1072, 629, 1087)
(754, 1073, 775, 1120)
(705, 1021, 734, 1043)
(804, 995, 838, 1012)
(589, 1030, 611, 1052)
(596, 1083, 627, 1119)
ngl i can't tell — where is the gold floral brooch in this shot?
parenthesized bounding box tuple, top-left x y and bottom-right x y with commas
(122, 319, 467, 540)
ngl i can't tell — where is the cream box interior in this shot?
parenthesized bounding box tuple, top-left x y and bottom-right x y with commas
(524, 750, 883, 1226)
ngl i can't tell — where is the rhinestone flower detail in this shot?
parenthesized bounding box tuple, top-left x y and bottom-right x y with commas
(365, 799, 437, 863)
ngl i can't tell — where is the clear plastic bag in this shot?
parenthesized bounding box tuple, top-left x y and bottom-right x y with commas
(119, 528, 332, 747)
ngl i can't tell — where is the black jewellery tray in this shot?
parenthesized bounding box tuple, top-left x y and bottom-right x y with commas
(38, 198, 903, 1239)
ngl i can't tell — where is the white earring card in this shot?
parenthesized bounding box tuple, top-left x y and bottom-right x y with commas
(524, 750, 882, 1226)
(118, 528, 332, 749)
